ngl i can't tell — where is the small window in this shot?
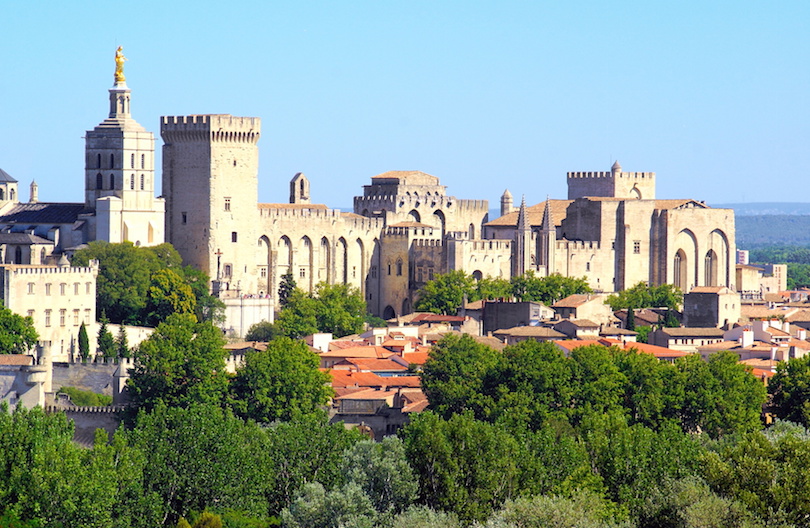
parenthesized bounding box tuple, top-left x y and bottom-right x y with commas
(130, 153, 135, 168)
(371, 266, 377, 279)
(73, 309, 79, 325)
(84, 309, 91, 324)
(45, 283, 51, 296)
(27, 283, 34, 294)
(60, 283, 66, 295)
(233, 159, 237, 167)
(110, 154, 115, 168)
(141, 154, 145, 169)
(59, 309, 66, 327)
(224, 264, 232, 277)
(231, 232, 238, 243)
(97, 153, 101, 169)
(586, 262, 591, 272)
(299, 268, 306, 278)
(181, 212, 187, 225)
(85, 282, 91, 294)
(387, 263, 392, 276)
(633, 241, 641, 254)
(140, 174, 144, 190)
(96, 173, 103, 190)
(225, 198, 231, 212)
(260, 267, 267, 278)
(74, 283, 79, 295)
(428, 267, 434, 281)
(110, 174, 115, 188)
(130, 175, 135, 190)
(396, 259, 403, 276)
(26, 310, 34, 319)
(45, 310, 51, 327)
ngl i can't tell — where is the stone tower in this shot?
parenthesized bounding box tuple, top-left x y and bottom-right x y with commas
(537, 198, 556, 275)
(84, 47, 164, 246)
(567, 161, 655, 200)
(290, 172, 310, 204)
(500, 189, 513, 217)
(161, 114, 261, 294)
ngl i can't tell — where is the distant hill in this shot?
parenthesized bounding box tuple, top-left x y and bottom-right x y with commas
(712, 202, 810, 216)
(736, 216, 810, 249)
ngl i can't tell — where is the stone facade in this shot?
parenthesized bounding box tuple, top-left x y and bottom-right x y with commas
(0, 262, 98, 364)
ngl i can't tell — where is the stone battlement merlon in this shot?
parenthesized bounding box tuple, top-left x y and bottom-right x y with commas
(567, 171, 655, 179)
(555, 240, 601, 250)
(160, 115, 261, 144)
(1, 263, 99, 275)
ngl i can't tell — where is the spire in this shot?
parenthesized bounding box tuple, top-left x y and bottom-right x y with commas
(517, 195, 528, 232)
(541, 196, 553, 231)
(500, 189, 514, 217)
(29, 180, 38, 203)
(611, 160, 622, 174)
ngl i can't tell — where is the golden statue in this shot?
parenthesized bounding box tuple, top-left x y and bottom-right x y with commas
(114, 46, 127, 83)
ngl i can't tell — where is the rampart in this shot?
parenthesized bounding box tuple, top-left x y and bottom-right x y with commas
(161, 115, 261, 144)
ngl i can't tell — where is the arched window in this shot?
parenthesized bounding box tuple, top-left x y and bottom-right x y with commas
(140, 174, 144, 190)
(130, 153, 135, 168)
(396, 259, 403, 276)
(96, 153, 101, 169)
(110, 154, 115, 168)
(9, 189, 14, 201)
(130, 175, 135, 190)
(110, 174, 115, 188)
(140, 154, 145, 169)
(0, 189, 5, 200)
(96, 173, 103, 190)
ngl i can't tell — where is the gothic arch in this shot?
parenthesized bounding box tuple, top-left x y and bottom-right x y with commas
(257, 236, 271, 293)
(408, 209, 421, 223)
(337, 237, 348, 284)
(674, 249, 688, 291)
(432, 210, 446, 237)
(299, 236, 313, 291)
(673, 228, 698, 291)
(708, 229, 731, 287)
(468, 223, 475, 239)
(704, 249, 718, 287)
(319, 237, 331, 283)
(383, 305, 396, 320)
(355, 238, 365, 293)
(402, 298, 412, 316)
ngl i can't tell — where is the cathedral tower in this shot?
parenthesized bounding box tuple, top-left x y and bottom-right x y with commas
(84, 47, 164, 246)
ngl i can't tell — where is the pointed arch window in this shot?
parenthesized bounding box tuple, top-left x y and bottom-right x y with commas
(130, 175, 135, 190)
(110, 154, 115, 168)
(96, 153, 101, 169)
(96, 173, 103, 190)
(110, 174, 115, 189)
(130, 153, 135, 168)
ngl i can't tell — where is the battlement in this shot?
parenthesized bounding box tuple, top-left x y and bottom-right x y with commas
(556, 240, 601, 251)
(385, 225, 437, 237)
(413, 238, 443, 248)
(354, 195, 488, 214)
(0, 261, 99, 276)
(567, 171, 655, 180)
(161, 115, 261, 144)
(257, 205, 384, 230)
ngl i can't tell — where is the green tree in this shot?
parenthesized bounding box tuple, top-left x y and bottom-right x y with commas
(769, 355, 810, 426)
(116, 324, 130, 358)
(414, 270, 477, 315)
(420, 334, 501, 419)
(402, 411, 526, 523)
(626, 306, 635, 331)
(97, 315, 116, 360)
(339, 437, 418, 515)
(127, 403, 271, 526)
(606, 282, 683, 311)
(484, 491, 631, 528)
(512, 272, 592, 305)
(312, 282, 366, 337)
(278, 271, 297, 308)
(146, 269, 197, 326)
(273, 289, 319, 339)
(676, 352, 766, 437)
(390, 506, 462, 528)
(475, 276, 513, 301)
(127, 313, 229, 415)
(281, 482, 376, 528)
(244, 320, 278, 342)
(181, 265, 225, 324)
(230, 337, 333, 423)
(0, 304, 38, 354)
(77, 322, 90, 360)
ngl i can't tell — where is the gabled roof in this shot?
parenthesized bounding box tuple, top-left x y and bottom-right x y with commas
(485, 199, 572, 228)
(0, 233, 54, 245)
(493, 326, 566, 338)
(658, 327, 725, 337)
(318, 345, 393, 359)
(0, 354, 32, 366)
(553, 294, 597, 308)
(0, 203, 88, 224)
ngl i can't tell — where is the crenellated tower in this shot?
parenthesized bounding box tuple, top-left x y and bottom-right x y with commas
(567, 161, 655, 200)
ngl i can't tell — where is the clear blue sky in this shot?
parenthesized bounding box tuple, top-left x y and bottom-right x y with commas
(1, 1, 808, 208)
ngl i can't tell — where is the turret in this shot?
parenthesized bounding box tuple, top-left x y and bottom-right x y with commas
(500, 189, 513, 217)
(290, 172, 310, 204)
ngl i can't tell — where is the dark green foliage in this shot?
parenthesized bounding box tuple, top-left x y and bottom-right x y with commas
(116, 325, 130, 358)
(264, 414, 363, 515)
(626, 307, 635, 330)
(128, 403, 271, 527)
(78, 322, 90, 360)
(363, 313, 388, 328)
(0, 304, 38, 354)
(274, 283, 366, 339)
(127, 314, 229, 416)
(606, 282, 683, 311)
(229, 337, 333, 423)
(485, 491, 631, 528)
(57, 386, 113, 406)
(277, 272, 296, 308)
(402, 411, 527, 523)
(244, 320, 278, 342)
(510, 271, 592, 305)
(414, 270, 476, 315)
(72, 241, 221, 326)
(769, 355, 810, 426)
(97, 314, 116, 359)
(420, 334, 502, 419)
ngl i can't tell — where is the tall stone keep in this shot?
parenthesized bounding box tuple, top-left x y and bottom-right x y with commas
(161, 115, 261, 294)
(84, 47, 164, 246)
